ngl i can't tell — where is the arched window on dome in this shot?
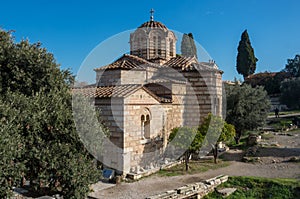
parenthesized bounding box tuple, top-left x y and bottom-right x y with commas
(140, 37, 145, 55)
(136, 37, 141, 56)
(157, 36, 161, 56)
(169, 39, 174, 57)
(153, 36, 157, 56)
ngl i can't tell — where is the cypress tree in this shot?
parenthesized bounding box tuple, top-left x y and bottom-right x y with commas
(181, 33, 197, 58)
(236, 30, 258, 79)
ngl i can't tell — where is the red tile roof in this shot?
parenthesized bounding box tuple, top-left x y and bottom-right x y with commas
(94, 54, 153, 71)
(139, 21, 168, 30)
(73, 84, 172, 103)
(163, 56, 221, 72)
(73, 84, 140, 98)
(164, 56, 197, 70)
(94, 54, 221, 73)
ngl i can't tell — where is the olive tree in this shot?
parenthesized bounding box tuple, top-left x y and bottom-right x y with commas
(0, 29, 102, 198)
(225, 83, 270, 143)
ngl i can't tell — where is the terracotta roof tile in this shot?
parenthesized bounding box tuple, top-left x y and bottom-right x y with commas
(73, 85, 140, 98)
(139, 21, 168, 30)
(194, 62, 221, 72)
(164, 56, 222, 72)
(94, 54, 154, 71)
(147, 77, 186, 84)
(73, 85, 172, 103)
(164, 56, 198, 70)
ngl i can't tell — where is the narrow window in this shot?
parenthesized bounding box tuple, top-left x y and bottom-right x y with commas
(141, 115, 145, 139)
(153, 36, 157, 56)
(169, 40, 174, 56)
(141, 114, 151, 139)
(144, 115, 150, 139)
(157, 36, 161, 56)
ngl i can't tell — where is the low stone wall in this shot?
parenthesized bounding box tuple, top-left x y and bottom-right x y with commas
(146, 175, 228, 199)
(126, 161, 181, 180)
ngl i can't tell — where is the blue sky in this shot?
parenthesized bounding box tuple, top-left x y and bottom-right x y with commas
(1, 0, 299, 81)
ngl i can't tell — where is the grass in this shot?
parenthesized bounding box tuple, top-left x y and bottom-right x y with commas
(266, 117, 294, 131)
(156, 159, 230, 177)
(268, 110, 300, 116)
(278, 110, 300, 116)
(203, 176, 300, 199)
(227, 136, 248, 150)
(261, 132, 274, 140)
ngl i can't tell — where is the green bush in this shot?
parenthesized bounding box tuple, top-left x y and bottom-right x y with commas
(204, 176, 300, 199)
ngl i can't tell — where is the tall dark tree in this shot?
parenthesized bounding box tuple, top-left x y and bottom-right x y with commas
(236, 30, 258, 79)
(225, 83, 270, 143)
(284, 54, 300, 77)
(181, 33, 197, 58)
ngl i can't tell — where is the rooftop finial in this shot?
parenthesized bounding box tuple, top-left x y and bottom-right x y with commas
(150, 8, 154, 21)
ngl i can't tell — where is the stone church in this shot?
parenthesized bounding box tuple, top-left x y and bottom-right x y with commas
(75, 12, 223, 175)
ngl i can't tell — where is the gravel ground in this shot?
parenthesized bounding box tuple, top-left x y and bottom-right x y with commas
(90, 131, 300, 199)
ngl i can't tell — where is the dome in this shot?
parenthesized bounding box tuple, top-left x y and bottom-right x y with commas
(130, 9, 177, 63)
(138, 21, 168, 30)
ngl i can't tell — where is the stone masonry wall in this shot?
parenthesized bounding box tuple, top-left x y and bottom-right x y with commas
(96, 69, 147, 86)
(123, 88, 165, 173)
(121, 69, 147, 85)
(95, 97, 125, 172)
(146, 175, 229, 199)
(181, 70, 223, 126)
(96, 70, 121, 86)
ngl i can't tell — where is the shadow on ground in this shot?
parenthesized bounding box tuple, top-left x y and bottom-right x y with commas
(256, 147, 300, 158)
(220, 150, 245, 161)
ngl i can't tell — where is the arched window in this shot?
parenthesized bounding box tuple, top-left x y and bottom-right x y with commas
(140, 37, 145, 55)
(141, 113, 151, 139)
(153, 36, 157, 56)
(169, 40, 174, 56)
(157, 36, 161, 56)
(141, 115, 145, 138)
(144, 114, 150, 138)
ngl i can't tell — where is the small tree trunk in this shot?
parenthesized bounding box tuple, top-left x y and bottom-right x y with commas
(213, 143, 218, 164)
(234, 137, 239, 144)
(184, 152, 189, 171)
(235, 130, 242, 144)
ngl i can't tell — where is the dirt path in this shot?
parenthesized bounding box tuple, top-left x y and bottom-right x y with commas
(90, 131, 300, 199)
(90, 161, 300, 199)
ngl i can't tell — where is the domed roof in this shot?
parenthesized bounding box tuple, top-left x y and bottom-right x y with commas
(139, 21, 168, 30)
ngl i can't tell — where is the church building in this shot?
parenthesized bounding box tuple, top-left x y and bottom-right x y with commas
(74, 11, 223, 175)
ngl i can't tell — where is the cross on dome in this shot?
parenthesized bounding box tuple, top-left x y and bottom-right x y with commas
(150, 8, 154, 21)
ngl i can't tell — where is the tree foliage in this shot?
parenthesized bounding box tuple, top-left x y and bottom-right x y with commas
(198, 114, 235, 163)
(225, 83, 270, 143)
(168, 114, 235, 169)
(0, 29, 101, 198)
(168, 127, 200, 171)
(181, 33, 197, 58)
(0, 31, 72, 96)
(0, 93, 25, 197)
(284, 54, 300, 78)
(236, 30, 258, 79)
(280, 78, 300, 109)
(72, 94, 110, 160)
(244, 72, 290, 95)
